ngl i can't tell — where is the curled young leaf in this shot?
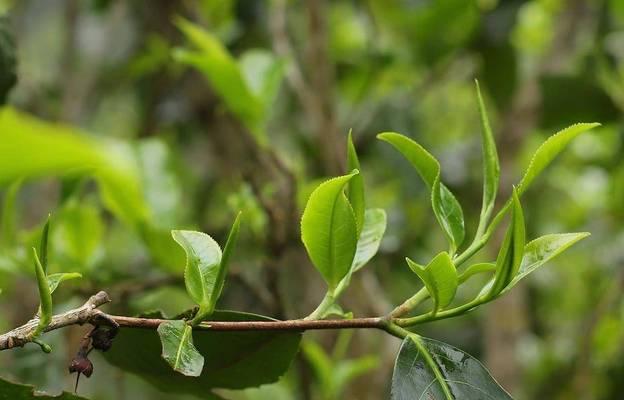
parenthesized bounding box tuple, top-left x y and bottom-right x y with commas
(377, 132, 465, 253)
(32, 248, 51, 337)
(486, 188, 525, 299)
(301, 172, 359, 291)
(157, 320, 204, 377)
(208, 212, 242, 315)
(406, 252, 457, 314)
(347, 131, 365, 236)
(474, 80, 500, 235)
(39, 214, 50, 273)
(171, 230, 223, 321)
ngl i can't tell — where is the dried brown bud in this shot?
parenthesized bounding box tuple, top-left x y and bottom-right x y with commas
(68, 356, 93, 378)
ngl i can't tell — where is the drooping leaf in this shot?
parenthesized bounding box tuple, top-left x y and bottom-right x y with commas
(486, 188, 525, 299)
(0, 376, 87, 399)
(173, 18, 264, 143)
(301, 172, 359, 291)
(171, 230, 223, 320)
(346, 131, 365, 236)
(46, 272, 82, 294)
(517, 122, 600, 196)
(505, 232, 590, 292)
(103, 310, 301, 395)
(350, 208, 386, 273)
(32, 248, 51, 337)
(406, 252, 457, 314)
(157, 320, 205, 377)
(391, 335, 512, 399)
(475, 80, 499, 233)
(378, 132, 465, 253)
(209, 212, 242, 313)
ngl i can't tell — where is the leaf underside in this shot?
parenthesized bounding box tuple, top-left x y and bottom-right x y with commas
(158, 320, 204, 377)
(0, 376, 87, 399)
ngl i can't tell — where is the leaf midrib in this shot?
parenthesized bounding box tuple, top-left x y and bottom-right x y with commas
(174, 324, 192, 370)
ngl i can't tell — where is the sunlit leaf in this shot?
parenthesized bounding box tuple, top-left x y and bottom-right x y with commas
(406, 252, 457, 314)
(46, 272, 82, 294)
(157, 320, 205, 377)
(351, 208, 386, 273)
(391, 335, 512, 399)
(347, 131, 365, 236)
(301, 172, 359, 291)
(377, 132, 465, 253)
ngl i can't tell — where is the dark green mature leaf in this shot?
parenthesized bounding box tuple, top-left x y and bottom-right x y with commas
(505, 232, 590, 292)
(301, 172, 359, 291)
(173, 18, 264, 143)
(391, 336, 512, 400)
(377, 132, 465, 253)
(516, 123, 600, 196)
(351, 208, 386, 273)
(0, 376, 87, 399)
(103, 311, 301, 395)
(486, 188, 524, 299)
(475, 80, 499, 233)
(171, 230, 222, 320)
(46, 272, 81, 294)
(406, 252, 457, 314)
(158, 320, 205, 377)
(347, 131, 365, 236)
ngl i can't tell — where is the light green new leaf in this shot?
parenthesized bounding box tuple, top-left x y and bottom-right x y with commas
(505, 232, 590, 292)
(458, 262, 495, 284)
(301, 172, 359, 291)
(39, 215, 50, 273)
(378, 132, 465, 253)
(474, 80, 499, 234)
(157, 320, 204, 377)
(173, 18, 264, 143)
(208, 212, 242, 314)
(32, 248, 51, 337)
(46, 272, 82, 294)
(391, 335, 512, 399)
(347, 131, 365, 236)
(486, 188, 525, 298)
(239, 49, 284, 110)
(351, 209, 386, 273)
(406, 252, 457, 314)
(171, 230, 223, 320)
(517, 123, 601, 196)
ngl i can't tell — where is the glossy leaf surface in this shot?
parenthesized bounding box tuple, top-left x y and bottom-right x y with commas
(103, 311, 301, 395)
(347, 131, 365, 236)
(391, 336, 512, 399)
(157, 320, 204, 377)
(351, 208, 386, 273)
(406, 252, 457, 313)
(378, 132, 465, 252)
(301, 172, 359, 290)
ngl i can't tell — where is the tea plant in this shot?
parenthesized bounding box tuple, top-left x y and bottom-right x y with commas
(0, 80, 599, 399)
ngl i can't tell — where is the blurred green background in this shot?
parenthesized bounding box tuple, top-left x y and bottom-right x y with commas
(0, 0, 623, 399)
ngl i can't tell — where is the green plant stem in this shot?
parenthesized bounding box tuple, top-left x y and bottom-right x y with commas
(395, 297, 484, 327)
(389, 288, 428, 318)
(305, 291, 335, 320)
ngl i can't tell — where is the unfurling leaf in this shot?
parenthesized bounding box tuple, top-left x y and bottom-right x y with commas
(171, 230, 223, 322)
(406, 252, 457, 314)
(39, 215, 50, 273)
(474, 80, 499, 234)
(486, 188, 525, 299)
(46, 272, 82, 294)
(351, 208, 386, 273)
(32, 248, 51, 338)
(209, 212, 242, 314)
(301, 172, 359, 291)
(377, 132, 465, 253)
(157, 320, 204, 377)
(347, 131, 365, 236)
(391, 335, 512, 399)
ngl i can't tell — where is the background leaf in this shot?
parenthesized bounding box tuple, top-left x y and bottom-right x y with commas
(0, 376, 86, 399)
(301, 173, 359, 290)
(391, 336, 512, 399)
(157, 320, 205, 377)
(103, 311, 301, 395)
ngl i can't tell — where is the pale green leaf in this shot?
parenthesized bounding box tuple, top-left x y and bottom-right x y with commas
(406, 252, 457, 313)
(458, 262, 495, 284)
(351, 208, 386, 273)
(32, 248, 51, 337)
(347, 131, 365, 236)
(475, 80, 499, 233)
(301, 172, 359, 290)
(208, 212, 242, 314)
(46, 272, 82, 294)
(238, 49, 284, 111)
(157, 320, 204, 377)
(391, 335, 512, 399)
(378, 132, 465, 252)
(171, 230, 222, 318)
(38, 214, 50, 273)
(486, 188, 525, 298)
